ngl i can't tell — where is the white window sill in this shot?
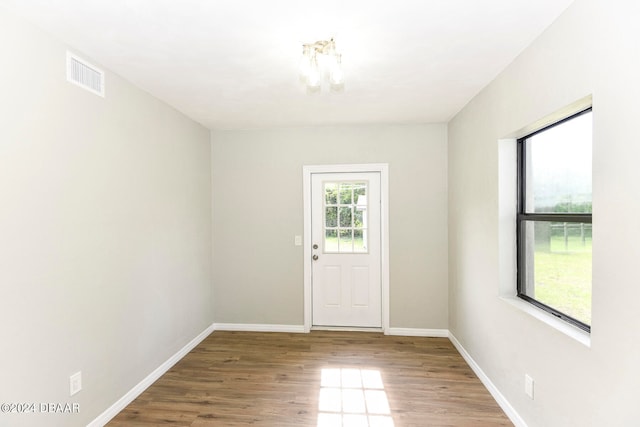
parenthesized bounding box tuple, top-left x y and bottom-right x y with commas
(500, 296, 591, 347)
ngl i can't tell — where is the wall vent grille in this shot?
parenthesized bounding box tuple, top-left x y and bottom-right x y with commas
(66, 51, 104, 97)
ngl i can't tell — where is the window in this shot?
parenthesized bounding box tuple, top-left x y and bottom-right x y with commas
(324, 181, 368, 253)
(517, 108, 592, 332)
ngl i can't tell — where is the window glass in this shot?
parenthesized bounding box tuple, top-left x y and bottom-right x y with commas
(525, 112, 592, 214)
(325, 229, 338, 252)
(520, 221, 592, 326)
(324, 181, 368, 253)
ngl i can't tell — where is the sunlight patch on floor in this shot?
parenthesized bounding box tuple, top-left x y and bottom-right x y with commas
(317, 368, 394, 427)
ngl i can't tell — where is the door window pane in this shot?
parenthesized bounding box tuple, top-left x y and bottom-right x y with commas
(354, 229, 367, 253)
(326, 183, 338, 204)
(339, 230, 353, 253)
(354, 208, 364, 228)
(326, 207, 337, 227)
(339, 183, 353, 204)
(339, 207, 353, 227)
(325, 229, 338, 252)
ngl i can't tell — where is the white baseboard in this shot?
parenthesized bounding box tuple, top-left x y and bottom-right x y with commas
(212, 323, 306, 333)
(87, 323, 215, 427)
(386, 327, 449, 337)
(448, 332, 527, 427)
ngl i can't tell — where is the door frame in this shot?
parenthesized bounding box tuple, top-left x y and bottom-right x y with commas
(303, 163, 389, 333)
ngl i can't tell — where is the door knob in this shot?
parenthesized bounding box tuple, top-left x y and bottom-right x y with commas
(312, 254, 319, 261)
(313, 244, 318, 249)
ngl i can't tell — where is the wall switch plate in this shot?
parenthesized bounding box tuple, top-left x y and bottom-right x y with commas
(525, 374, 534, 399)
(294, 235, 302, 246)
(70, 371, 82, 396)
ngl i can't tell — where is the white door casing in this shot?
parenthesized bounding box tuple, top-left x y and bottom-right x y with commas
(303, 164, 389, 332)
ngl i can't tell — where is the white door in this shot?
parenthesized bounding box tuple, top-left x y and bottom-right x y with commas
(311, 172, 382, 328)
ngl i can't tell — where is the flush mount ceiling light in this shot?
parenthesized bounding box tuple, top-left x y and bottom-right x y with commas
(299, 38, 344, 94)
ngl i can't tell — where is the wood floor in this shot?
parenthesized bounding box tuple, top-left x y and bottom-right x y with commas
(108, 331, 512, 427)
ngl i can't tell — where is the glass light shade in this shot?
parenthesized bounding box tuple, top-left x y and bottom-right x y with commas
(306, 56, 321, 94)
(329, 54, 344, 84)
(329, 54, 344, 92)
(299, 46, 312, 81)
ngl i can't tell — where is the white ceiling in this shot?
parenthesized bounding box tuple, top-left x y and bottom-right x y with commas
(1, 0, 574, 130)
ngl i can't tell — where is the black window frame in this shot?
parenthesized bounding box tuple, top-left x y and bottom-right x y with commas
(516, 107, 592, 333)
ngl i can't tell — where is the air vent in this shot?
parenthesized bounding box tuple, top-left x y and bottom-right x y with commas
(66, 51, 104, 97)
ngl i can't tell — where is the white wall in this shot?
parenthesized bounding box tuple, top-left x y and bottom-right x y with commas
(211, 124, 448, 329)
(448, 0, 640, 426)
(0, 8, 212, 427)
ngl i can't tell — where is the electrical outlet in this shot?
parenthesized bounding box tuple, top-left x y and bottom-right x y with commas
(525, 374, 534, 399)
(70, 371, 82, 396)
(294, 235, 302, 246)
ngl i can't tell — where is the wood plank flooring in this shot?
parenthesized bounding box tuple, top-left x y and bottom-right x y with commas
(108, 331, 512, 426)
